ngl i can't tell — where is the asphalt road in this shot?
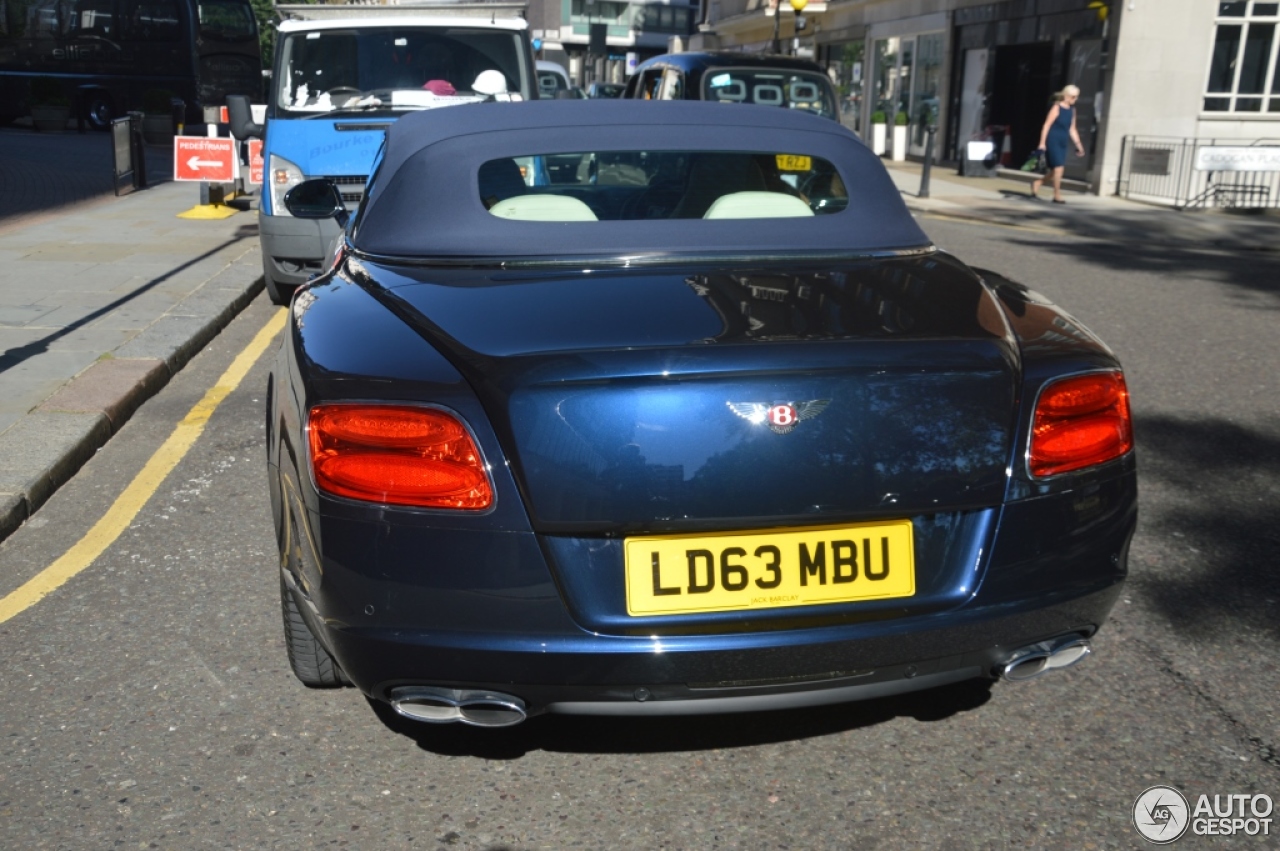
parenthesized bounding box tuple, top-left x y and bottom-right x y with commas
(0, 214, 1277, 849)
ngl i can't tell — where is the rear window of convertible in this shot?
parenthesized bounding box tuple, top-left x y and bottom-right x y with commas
(479, 150, 848, 222)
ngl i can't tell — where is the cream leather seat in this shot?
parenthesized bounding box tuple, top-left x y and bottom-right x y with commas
(490, 195, 598, 221)
(702, 191, 814, 219)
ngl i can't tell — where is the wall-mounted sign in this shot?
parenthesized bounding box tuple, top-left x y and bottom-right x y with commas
(1130, 147, 1171, 176)
(1194, 146, 1280, 172)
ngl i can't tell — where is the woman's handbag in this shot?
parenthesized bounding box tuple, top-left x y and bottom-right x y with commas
(1020, 149, 1048, 174)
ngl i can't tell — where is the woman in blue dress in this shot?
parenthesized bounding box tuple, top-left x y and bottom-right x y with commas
(1030, 85, 1085, 203)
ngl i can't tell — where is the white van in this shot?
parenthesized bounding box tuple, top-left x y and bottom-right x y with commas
(536, 60, 571, 99)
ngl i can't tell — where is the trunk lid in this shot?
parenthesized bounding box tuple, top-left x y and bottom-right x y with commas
(369, 253, 1019, 532)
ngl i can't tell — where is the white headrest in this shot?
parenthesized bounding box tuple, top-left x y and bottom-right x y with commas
(703, 191, 815, 219)
(489, 194, 598, 222)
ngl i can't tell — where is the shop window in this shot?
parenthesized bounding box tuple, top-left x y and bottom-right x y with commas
(1204, 1, 1280, 112)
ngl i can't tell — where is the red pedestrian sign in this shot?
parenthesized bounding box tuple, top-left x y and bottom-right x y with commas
(174, 137, 236, 182)
(247, 139, 264, 185)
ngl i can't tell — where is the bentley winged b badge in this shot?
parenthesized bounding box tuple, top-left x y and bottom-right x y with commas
(727, 400, 830, 435)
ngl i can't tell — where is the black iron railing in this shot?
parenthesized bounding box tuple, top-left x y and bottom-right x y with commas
(1117, 136, 1280, 210)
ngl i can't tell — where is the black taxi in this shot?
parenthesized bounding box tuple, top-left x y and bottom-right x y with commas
(623, 51, 839, 121)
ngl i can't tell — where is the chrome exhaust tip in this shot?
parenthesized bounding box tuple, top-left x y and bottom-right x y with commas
(1048, 637, 1092, 670)
(1000, 637, 1092, 682)
(389, 687, 527, 727)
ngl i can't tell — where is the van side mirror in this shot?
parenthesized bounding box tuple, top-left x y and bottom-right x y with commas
(227, 94, 263, 140)
(284, 179, 348, 228)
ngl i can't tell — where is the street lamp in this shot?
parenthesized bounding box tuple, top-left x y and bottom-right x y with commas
(770, 0, 807, 54)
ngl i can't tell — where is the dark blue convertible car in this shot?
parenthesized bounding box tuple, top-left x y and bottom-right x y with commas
(266, 100, 1136, 727)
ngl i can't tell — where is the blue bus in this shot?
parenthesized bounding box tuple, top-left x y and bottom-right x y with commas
(0, 0, 262, 129)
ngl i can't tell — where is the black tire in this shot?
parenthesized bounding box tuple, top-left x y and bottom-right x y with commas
(262, 255, 294, 306)
(84, 91, 114, 131)
(280, 574, 350, 687)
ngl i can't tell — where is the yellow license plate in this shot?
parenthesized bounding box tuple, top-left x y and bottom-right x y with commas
(775, 154, 813, 172)
(624, 520, 915, 616)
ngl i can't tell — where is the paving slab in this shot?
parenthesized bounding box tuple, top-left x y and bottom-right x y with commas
(0, 145, 263, 543)
(44, 330, 136, 359)
(0, 382, 66, 432)
(0, 410, 113, 540)
(0, 305, 60, 326)
(38, 357, 169, 429)
(1, 348, 103, 384)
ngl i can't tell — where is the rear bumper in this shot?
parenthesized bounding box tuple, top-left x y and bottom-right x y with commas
(324, 582, 1123, 717)
(304, 468, 1135, 717)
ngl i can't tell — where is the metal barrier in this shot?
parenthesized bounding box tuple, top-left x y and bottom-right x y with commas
(1118, 136, 1280, 210)
(110, 114, 148, 195)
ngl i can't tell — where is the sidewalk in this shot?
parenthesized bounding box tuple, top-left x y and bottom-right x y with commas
(1, 143, 1279, 545)
(881, 157, 1280, 251)
(0, 176, 262, 540)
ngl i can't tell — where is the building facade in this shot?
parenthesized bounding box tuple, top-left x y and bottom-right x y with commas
(697, 0, 1280, 199)
(528, 0, 698, 85)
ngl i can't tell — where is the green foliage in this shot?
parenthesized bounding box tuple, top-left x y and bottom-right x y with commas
(250, 0, 279, 67)
(30, 77, 69, 107)
(870, 111, 886, 124)
(841, 41, 863, 64)
(4, 0, 29, 39)
(143, 88, 176, 115)
(894, 111, 908, 126)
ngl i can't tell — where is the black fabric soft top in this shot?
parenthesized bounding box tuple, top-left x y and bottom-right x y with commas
(351, 99, 930, 259)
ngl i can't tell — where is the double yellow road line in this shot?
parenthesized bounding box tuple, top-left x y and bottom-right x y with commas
(0, 309, 287, 625)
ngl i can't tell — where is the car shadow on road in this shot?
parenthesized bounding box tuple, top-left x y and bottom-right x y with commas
(1001, 233, 1280, 307)
(369, 678, 993, 759)
(1129, 413, 1280, 644)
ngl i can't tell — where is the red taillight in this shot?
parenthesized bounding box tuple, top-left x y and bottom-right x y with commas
(308, 405, 493, 509)
(1029, 372, 1133, 478)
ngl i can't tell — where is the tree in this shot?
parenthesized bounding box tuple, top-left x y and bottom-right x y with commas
(249, 0, 286, 66)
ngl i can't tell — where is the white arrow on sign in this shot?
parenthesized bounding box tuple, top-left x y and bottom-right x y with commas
(187, 156, 226, 170)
